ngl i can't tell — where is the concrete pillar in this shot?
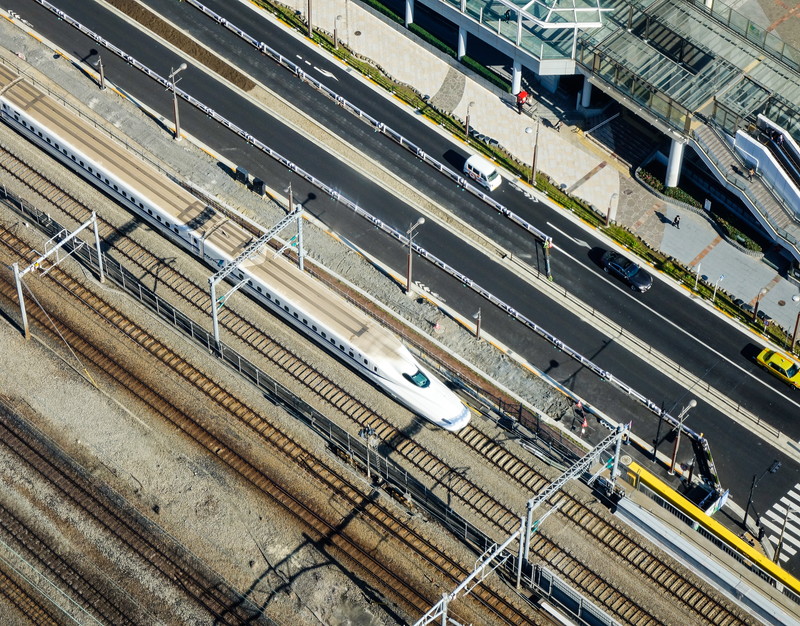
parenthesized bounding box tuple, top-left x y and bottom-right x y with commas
(666, 138, 685, 188)
(512, 60, 522, 94)
(581, 77, 592, 108)
(405, 0, 414, 27)
(540, 74, 559, 94)
(458, 26, 467, 60)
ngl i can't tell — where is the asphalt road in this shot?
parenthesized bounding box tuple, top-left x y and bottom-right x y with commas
(5, 0, 799, 536)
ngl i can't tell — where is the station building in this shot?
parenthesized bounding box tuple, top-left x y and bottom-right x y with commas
(387, 0, 800, 264)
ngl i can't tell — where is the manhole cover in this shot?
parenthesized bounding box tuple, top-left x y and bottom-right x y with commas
(354, 30, 362, 36)
(778, 299, 786, 306)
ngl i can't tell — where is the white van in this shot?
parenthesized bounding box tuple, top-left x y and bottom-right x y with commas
(464, 154, 502, 192)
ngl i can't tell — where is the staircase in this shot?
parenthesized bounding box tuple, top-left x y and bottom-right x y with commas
(691, 123, 800, 260)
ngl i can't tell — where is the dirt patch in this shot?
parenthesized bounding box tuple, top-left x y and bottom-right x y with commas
(104, 0, 256, 91)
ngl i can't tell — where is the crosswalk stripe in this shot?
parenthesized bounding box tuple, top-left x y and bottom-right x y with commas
(782, 491, 800, 507)
(762, 521, 800, 549)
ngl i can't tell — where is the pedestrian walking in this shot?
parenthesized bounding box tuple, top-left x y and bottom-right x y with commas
(554, 119, 563, 132)
(747, 167, 755, 182)
(516, 90, 528, 115)
(672, 214, 680, 229)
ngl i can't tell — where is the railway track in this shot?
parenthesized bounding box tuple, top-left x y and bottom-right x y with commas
(0, 143, 760, 625)
(0, 142, 756, 624)
(0, 561, 62, 626)
(0, 225, 538, 625)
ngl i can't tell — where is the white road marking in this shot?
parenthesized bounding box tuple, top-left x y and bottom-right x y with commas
(315, 67, 338, 80)
(546, 221, 590, 248)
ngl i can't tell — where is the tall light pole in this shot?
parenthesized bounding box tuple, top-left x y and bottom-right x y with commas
(307, 0, 313, 38)
(712, 274, 725, 303)
(693, 263, 702, 292)
(791, 294, 800, 352)
(334, 14, 343, 50)
(774, 505, 800, 563)
(605, 192, 618, 227)
(744, 459, 781, 530)
(169, 62, 187, 141)
(525, 115, 540, 186)
(473, 308, 481, 339)
(753, 287, 767, 322)
(465, 100, 475, 141)
(668, 399, 696, 475)
(97, 55, 106, 90)
(406, 217, 425, 297)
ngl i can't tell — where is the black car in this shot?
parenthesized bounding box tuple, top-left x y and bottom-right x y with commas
(600, 251, 653, 292)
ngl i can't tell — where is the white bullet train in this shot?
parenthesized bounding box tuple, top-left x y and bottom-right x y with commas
(0, 64, 471, 431)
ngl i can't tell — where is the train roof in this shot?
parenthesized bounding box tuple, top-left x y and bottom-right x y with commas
(0, 64, 406, 364)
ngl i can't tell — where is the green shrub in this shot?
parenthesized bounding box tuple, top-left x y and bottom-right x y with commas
(408, 23, 455, 56)
(461, 56, 511, 91)
(357, 0, 403, 24)
(637, 168, 664, 192)
(664, 187, 701, 208)
(716, 217, 762, 252)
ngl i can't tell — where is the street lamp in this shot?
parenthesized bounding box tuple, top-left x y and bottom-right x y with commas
(465, 100, 475, 141)
(307, 0, 313, 37)
(774, 505, 800, 563)
(334, 14, 343, 50)
(752, 287, 767, 322)
(605, 192, 618, 227)
(791, 294, 800, 352)
(668, 399, 696, 475)
(712, 274, 725, 303)
(169, 62, 188, 141)
(525, 116, 540, 186)
(693, 263, 702, 292)
(406, 217, 425, 297)
(96, 55, 106, 90)
(744, 459, 781, 530)
(473, 308, 481, 339)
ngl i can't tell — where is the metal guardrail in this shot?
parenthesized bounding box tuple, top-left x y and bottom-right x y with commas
(0, 184, 618, 624)
(534, 565, 620, 626)
(181, 0, 553, 245)
(22, 0, 737, 487)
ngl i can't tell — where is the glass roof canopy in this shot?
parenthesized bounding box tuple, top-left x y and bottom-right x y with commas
(446, 0, 800, 136)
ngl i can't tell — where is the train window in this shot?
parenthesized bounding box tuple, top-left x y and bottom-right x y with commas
(312, 325, 317, 331)
(87, 166, 92, 173)
(348, 351, 354, 357)
(255, 286, 261, 293)
(302, 318, 307, 324)
(283, 306, 289, 312)
(339, 344, 344, 351)
(79, 160, 84, 167)
(275, 299, 280, 305)
(293, 312, 298, 319)
(364, 359, 369, 365)
(320, 331, 325, 338)
(330, 338, 335, 344)
(403, 369, 431, 388)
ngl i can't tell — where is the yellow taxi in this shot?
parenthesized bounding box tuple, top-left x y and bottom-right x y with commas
(756, 348, 800, 388)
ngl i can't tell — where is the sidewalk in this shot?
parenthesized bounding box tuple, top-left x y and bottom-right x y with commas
(288, 0, 800, 336)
